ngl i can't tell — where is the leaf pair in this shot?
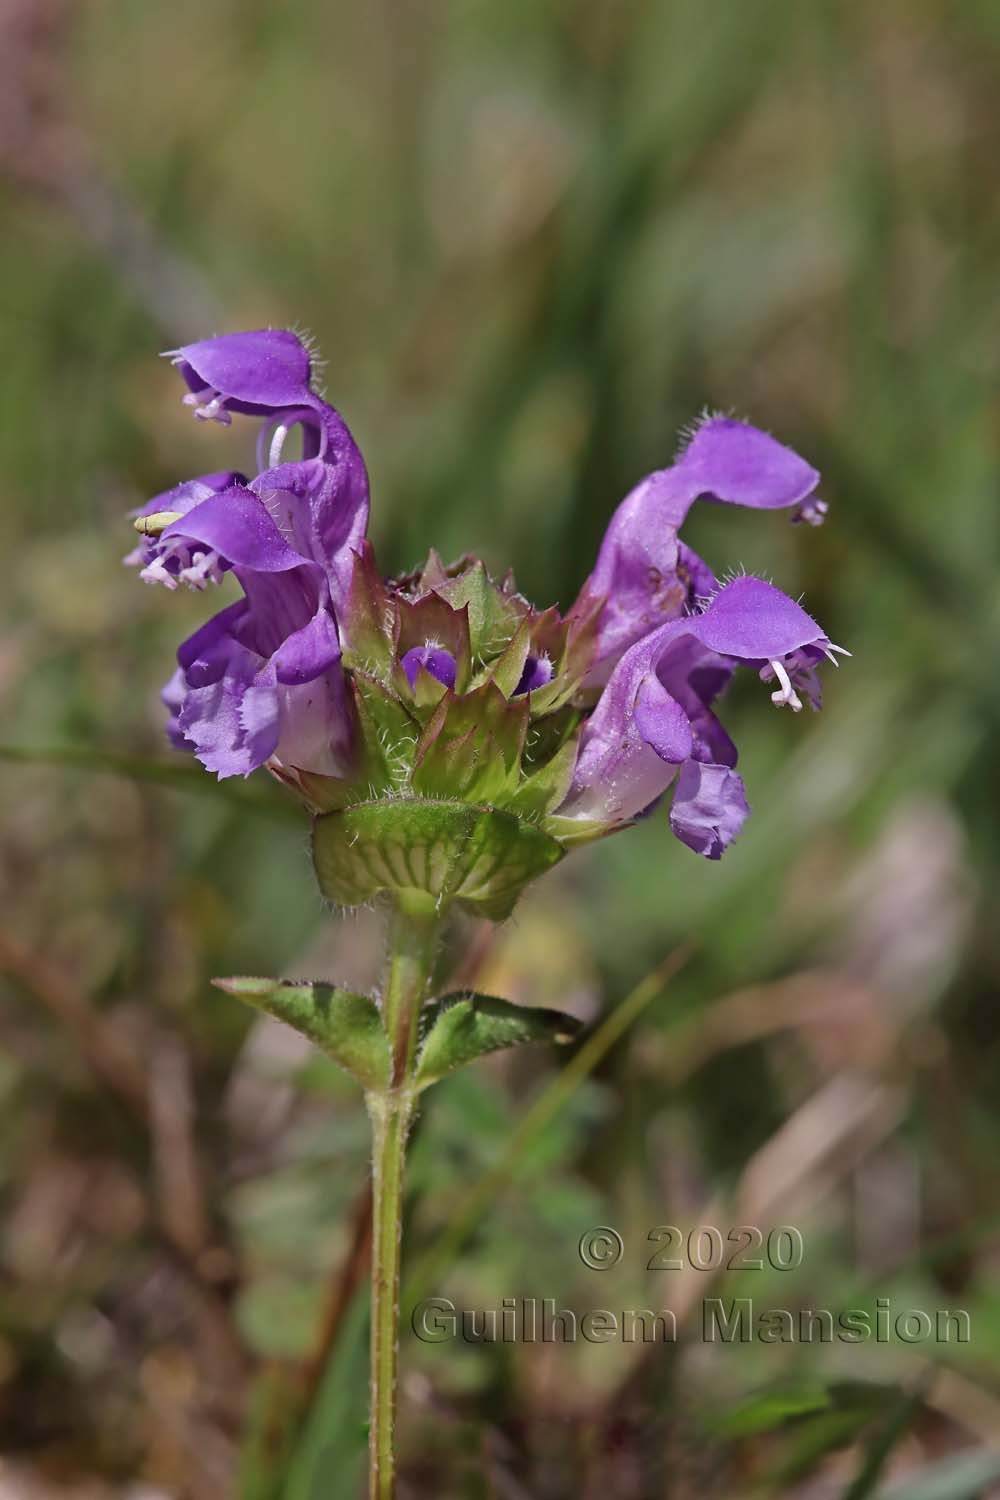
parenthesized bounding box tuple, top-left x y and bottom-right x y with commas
(213, 977, 581, 1092)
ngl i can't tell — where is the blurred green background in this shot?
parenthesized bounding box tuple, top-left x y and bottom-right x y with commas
(2, 1, 999, 1496)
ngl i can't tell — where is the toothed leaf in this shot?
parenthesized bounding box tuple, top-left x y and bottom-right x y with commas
(213, 977, 390, 1089)
(415, 991, 581, 1087)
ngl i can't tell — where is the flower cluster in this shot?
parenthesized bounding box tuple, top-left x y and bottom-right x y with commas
(129, 330, 843, 908)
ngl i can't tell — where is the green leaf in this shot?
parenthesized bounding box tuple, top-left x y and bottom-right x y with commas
(256, 1290, 369, 1500)
(415, 991, 581, 1088)
(212, 977, 390, 1090)
(708, 1384, 832, 1439)
(843, 1379, 929, 1500)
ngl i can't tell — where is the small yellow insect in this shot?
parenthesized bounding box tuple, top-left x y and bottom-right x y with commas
(133, 510, 185, 537)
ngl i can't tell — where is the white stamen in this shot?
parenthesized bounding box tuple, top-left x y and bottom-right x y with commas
(825, 642, 852, 660)
(792, 497, 829, 527)
(269, 423, 289, 469)
(178, 551, 223, 589)
(140, 535, 225, 591)
(140, 557, 178, 590)
(182, 387, 231, 425)
(769, 659, 803, 712)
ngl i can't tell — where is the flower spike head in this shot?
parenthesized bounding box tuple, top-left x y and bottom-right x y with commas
(129, 328, 843, 905)
(574, 416, 823, 678)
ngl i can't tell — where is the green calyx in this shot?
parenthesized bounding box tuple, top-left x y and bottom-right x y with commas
(283, 545, 607, 914)
(313, 798, 564, 920)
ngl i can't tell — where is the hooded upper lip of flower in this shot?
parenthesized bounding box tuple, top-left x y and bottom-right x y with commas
(573, 414, 825, 682)
(133, 328, 843, 861)
(166, 328, 318, 423)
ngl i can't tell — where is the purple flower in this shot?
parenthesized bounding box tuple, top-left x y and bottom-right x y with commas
(130, 328, 843, 868)
(555, 576, 846, 857)
(131, 331, 368, 780)
(573, 415, 823, 680)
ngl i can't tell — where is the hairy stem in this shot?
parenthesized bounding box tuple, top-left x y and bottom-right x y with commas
(367, 898, 441, 1500)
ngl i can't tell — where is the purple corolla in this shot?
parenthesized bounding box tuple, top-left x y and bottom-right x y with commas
(129, 331, 367, 779)
(557, 575, 847, 857)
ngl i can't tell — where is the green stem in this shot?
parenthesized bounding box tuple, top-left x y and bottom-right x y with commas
(367, 898, 441, 1500)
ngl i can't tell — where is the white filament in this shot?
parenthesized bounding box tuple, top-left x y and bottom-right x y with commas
(268, 423, 289, 469)
(769, 659, 803, 712)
